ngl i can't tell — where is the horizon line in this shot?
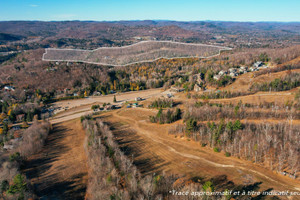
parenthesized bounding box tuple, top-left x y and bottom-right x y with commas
(1, 19, 300, 23)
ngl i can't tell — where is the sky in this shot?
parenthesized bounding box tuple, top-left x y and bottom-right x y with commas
(0, 0, 299, 22)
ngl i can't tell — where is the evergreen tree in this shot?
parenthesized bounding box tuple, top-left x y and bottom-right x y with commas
(186, 118, 197, 133)
(233, 120, 243, 131)
(2, 123, 8, 135)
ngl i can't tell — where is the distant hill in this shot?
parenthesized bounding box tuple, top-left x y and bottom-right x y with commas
(0, 32, 22, 42)
(0, 20, 299, 50)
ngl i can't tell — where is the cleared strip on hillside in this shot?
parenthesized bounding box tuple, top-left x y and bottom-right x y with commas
(42, 40, 232, 66)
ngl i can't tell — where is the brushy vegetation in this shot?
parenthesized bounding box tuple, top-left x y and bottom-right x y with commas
(254, 63, 300, 77)
(0, 121, 51, 199)
(295, 89, 300, 103)
(148, 98, 173, 109)
(0, 172, 30, 200)
(215, 75, 235, 87)
(193, 91, 255, 100)
(250, 72, 300, 92)
(149, 108, 181, 124)
(0, 157, 27, 199)
(184, 102, 300, 121)
(16, 121, 52, 157)
(169, 99, 300, 176)
(91, 104, 99, 110)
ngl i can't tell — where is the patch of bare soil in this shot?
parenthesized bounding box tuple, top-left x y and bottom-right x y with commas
(22, 119, 87, 200)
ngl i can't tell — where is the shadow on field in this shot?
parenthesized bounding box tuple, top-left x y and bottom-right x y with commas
(99, 115, 169, 176)
(22, 124, 86, 200)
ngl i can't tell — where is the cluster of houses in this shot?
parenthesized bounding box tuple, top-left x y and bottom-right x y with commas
(213, 61, 269, 81)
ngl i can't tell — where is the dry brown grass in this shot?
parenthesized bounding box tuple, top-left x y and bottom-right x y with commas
(22, 119, 88, 199)
(208, 91, 295, 106)
(97, 108, 300, 195)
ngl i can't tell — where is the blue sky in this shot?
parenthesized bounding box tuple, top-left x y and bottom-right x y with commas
(0, 0, 299, 22)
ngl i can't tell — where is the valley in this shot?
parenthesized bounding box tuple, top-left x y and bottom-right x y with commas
(0, 20, 300, 200)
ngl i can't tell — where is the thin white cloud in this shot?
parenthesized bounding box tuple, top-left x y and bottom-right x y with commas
(29, 4, 39, 7)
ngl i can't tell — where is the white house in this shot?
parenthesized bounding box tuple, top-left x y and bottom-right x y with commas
(229, 68, 236, 73)
(229, 72, 237, 77)
(4, 86, 15, 91)
(213, 75, 221, 80)
(253, 61, 263, 68)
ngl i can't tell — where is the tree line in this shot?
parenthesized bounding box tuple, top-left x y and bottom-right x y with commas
(250, 72, 300, 92)
(169, 118, 300, 177)
(184, 102, 300, 122)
